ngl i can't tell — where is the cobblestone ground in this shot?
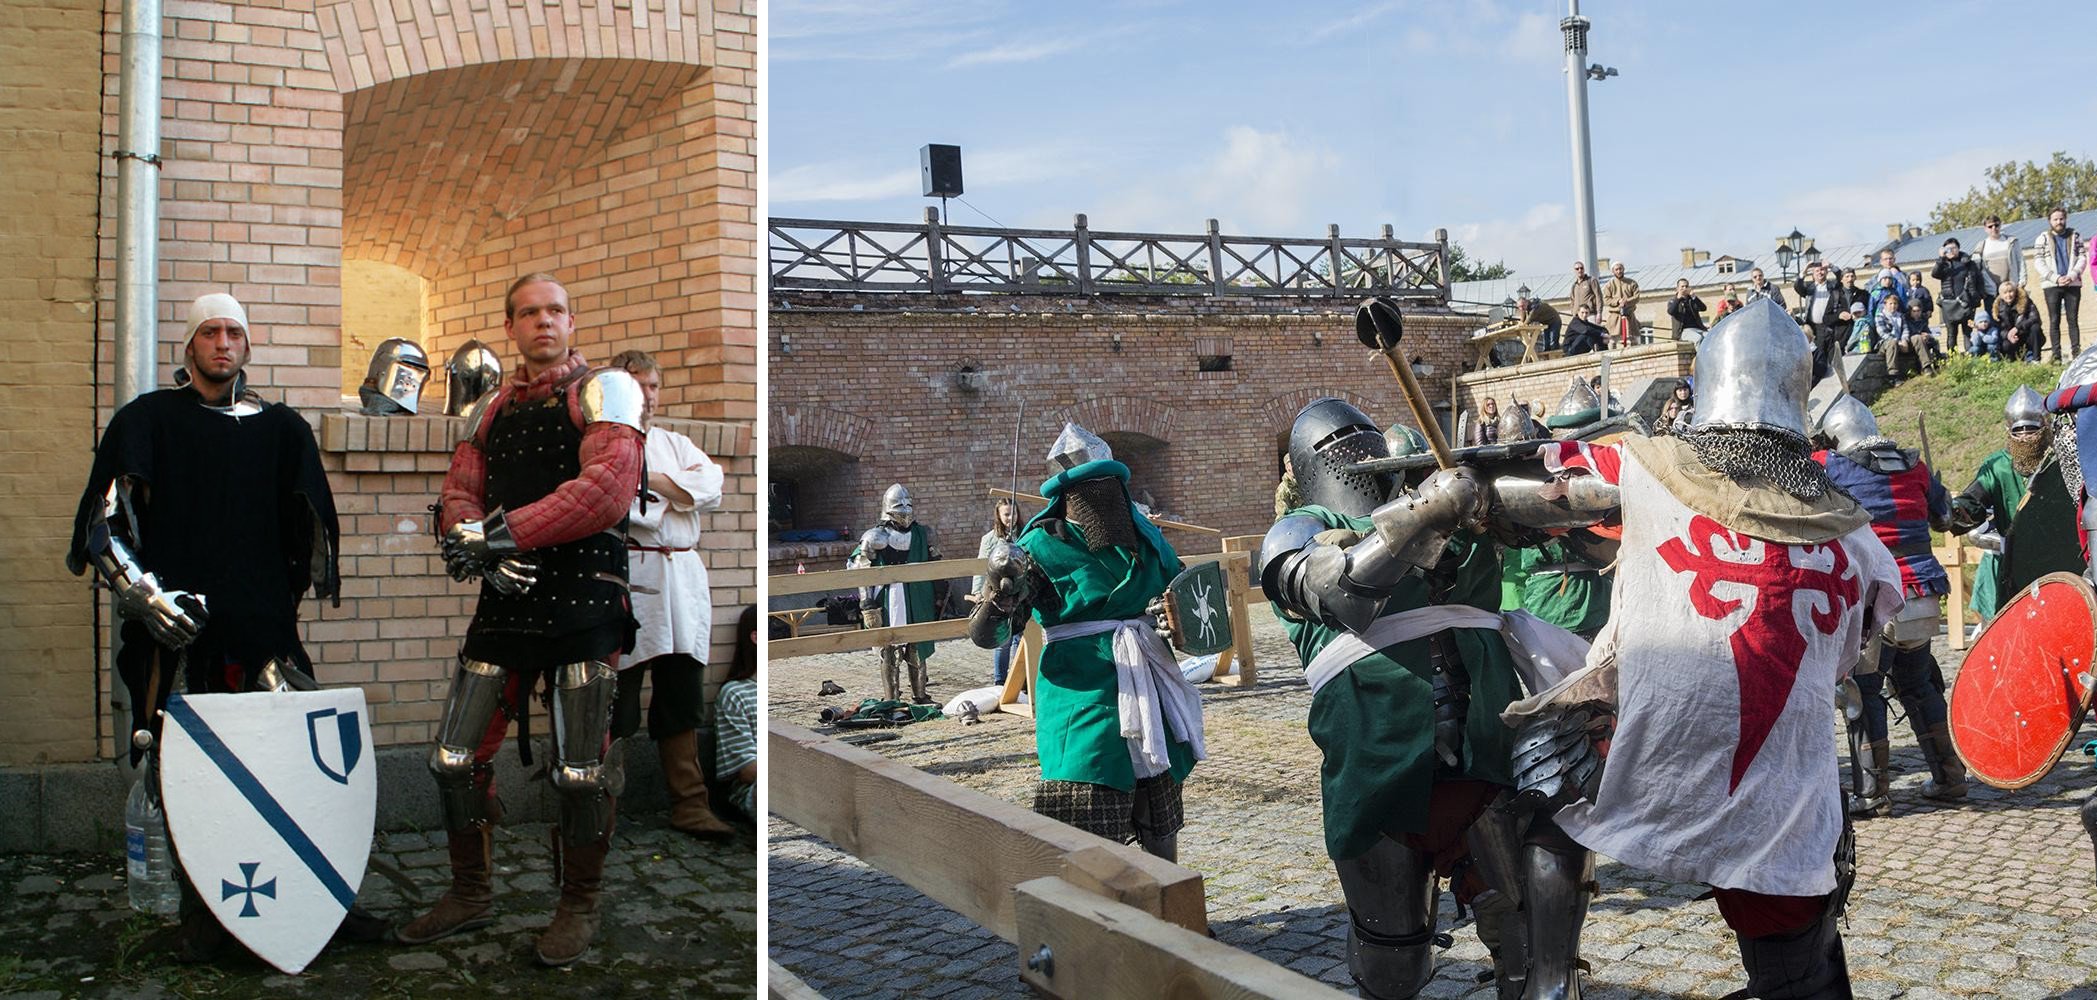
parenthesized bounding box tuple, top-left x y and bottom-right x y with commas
(769, 615, 2097, 999)
(0, 815, 756, 998)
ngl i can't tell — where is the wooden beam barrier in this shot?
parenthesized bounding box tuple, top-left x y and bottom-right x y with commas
(768, 722, 1209, 942)
(770, 556, 988, 598)
(1206, 541, 1259, 687)
(1014, 876, 1348, 999)
(768, 961, 827, 1000)
(768, 617, 974, 659)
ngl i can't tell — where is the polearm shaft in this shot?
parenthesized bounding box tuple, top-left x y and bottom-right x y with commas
(1378, 348, 1456, 470)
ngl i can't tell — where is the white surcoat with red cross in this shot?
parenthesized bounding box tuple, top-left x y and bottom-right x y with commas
(1546, 441, 1903, 897)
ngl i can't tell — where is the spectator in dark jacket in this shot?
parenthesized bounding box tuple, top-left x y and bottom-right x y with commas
(1794, 261, 1847, 378)
(1995, 283, 2044, 362)
(1905, 270, 1933, 322)
(1561, 304, 1608, 356)
(1665, 278, 1708, 338)
(1932, 238, 1987, 352)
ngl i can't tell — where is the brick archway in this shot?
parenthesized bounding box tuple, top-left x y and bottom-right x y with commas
(1054, 395, 1174, 444)
(770, 403, 874, 461)
(1257, 387, 1386, 432)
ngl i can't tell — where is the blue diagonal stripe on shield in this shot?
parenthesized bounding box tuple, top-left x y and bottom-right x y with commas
(164, 694, 358, 910)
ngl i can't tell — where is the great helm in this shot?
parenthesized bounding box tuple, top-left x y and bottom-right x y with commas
(1815, 395, 1880, 453)
(879, 483, 914, 527)
(1688, 298, 1812, 440)
(357, 338, 432, 415)
(443, 340, 503, 416)
(1289, 398, 1393, 519)
(2005, 385, 2047, 433)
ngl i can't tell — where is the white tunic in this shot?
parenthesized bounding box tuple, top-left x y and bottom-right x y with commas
(623, 425, 723, 667)
(1551, 442, 1902, 896)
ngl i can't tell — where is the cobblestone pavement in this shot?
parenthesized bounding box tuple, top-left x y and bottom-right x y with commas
(769, 615, 2097, 999)
(0, 815, 756, 998)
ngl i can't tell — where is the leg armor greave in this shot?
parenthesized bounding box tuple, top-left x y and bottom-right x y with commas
(429, 659, 508, 832)
(1333, 837, 1439, 1000)
(2081, 794, 2097, 877)
(548, 660, 621, 846)
(1523, 815, 1593, 1000)
(1464, 804, 1530, 1000)
(906, 647, 931, 703)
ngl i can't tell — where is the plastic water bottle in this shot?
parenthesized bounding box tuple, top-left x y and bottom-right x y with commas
(796, 561, 806, 575)
(125, 740, 180, 917)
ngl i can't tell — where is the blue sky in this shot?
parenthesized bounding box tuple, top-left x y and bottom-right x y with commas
(768, 1, 2097, 280)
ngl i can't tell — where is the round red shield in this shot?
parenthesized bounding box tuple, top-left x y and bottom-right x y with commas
(1949, 572, 2097, 789)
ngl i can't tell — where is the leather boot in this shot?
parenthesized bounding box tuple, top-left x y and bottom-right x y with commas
(658, 730, 734, 838)
(1847, 741, 1891, 818)
(394, 825, 496, 944)
(1918, 724, 1968, 801)
(174, 878, 228, 963)
(535, 831, 610, 967)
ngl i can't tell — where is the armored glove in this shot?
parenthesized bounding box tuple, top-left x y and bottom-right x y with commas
(1144, 591, 1175, 647)
(442, 509, 519, 580)
(117, 578, 210, 649)
(980, 540, 1040, 613)
(484, 555, 541, 595)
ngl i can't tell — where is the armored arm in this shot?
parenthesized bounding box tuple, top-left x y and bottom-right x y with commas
(1946, 478, 1994, 535)
(1259, 467, 1487, 633)
(1483, 461, 1621, 532)
(967, 540, 1046, 648)
(79, 479, 210, 648)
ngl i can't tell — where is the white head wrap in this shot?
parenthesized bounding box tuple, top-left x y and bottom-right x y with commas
(184, 293, 250, 347)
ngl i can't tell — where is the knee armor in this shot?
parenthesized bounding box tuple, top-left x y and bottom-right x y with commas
(429, 659, 508, 831)
(1334, 837, 1438, 999)
(548, 660, 621, 845)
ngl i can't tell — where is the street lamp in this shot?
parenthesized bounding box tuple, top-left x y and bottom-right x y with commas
(1774, 228, 1811, 279)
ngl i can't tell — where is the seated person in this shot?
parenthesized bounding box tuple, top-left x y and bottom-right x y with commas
(1561, 306, 1609, 356)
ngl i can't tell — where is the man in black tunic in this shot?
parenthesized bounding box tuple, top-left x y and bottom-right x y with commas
(67, 292, 344, 956)
(396, 273, 647, 967)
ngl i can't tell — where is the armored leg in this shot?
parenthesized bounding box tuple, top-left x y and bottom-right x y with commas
(906, 646, 932, 705)
(548, 660, 622, 847)
(398, 659, 509, 945)
(1736, 910, 1854, 1000)
(1334, 836, 1439, 1000)
(864, 607, 902, 702)
(1522, 816, 1591, 1000)
(1464, 804, 1530, 1000)
(1886, 645, 1965, 801)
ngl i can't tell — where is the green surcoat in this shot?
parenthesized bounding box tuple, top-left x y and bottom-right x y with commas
(1276, 506, 1520, 861)
(1505, 538, 1612, 636)
(1966, 449, 2027, 622)
(1019, 477, 1194, 792)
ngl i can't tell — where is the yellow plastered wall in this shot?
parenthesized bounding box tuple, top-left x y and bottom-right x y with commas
(341, 259, 428, 399)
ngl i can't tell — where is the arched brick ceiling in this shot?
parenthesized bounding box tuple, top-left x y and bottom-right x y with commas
(342, 57, 699, 277)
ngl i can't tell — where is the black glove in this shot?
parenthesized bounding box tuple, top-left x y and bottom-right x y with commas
(441, 509, 519, 580)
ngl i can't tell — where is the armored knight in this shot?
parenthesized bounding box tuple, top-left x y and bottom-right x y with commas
(968, 423, 1204, 861)
(1256, 392, 1600, 1000)
(1946, 385, 2051, 621)
(1809, 395, 1960, 817)
(849, 484, 940, 704)
(1524, 299, 1903, 999)
(400, 273, 647, 966)
(67, 292, 354, 957)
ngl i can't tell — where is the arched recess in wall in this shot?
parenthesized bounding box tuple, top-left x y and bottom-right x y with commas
(1052, 395, 1175, 518)
(1259, 387, 1385, 476)
(768, 404, 875, 535)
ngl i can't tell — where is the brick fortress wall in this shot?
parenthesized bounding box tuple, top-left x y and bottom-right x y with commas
(767, 293, 1479, 584)
(0, 0, 755, 767)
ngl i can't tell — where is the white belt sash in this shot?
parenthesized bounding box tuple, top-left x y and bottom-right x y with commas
(1041, 618, 1208, 778)
(1302, 606, 1506, 696)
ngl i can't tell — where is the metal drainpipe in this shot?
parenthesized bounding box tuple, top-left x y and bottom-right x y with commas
(1561, 0, 1598, 273)
(111, 0, 161, 761)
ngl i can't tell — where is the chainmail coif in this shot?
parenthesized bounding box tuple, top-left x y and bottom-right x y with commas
(1679, 426, 1850, 502)
(2009, 428, 2052, 478)
(1062, 476, 1139, 551)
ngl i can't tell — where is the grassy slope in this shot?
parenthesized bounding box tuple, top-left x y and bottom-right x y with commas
(1868, 353, 2065, 491)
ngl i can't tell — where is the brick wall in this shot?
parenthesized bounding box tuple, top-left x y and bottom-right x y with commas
(767, 293, 1479, 582)
(0, 0, 755, 767)
(0, 0, 103, 766)
(1455, 342, 1696, 431)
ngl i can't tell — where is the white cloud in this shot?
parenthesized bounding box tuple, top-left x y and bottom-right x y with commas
(1446, 202, 1572, 276)
(770, 162, 920, 204)
(947, 37, 1080, 68)
(1502, 11, 1558, 65)
(1766, 146, 2021, 248)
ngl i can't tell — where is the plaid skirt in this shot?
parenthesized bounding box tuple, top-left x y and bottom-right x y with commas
(1033, 774, 1184, 845)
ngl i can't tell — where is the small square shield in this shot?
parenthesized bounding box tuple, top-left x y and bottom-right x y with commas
(1164, 561, 1234, 656)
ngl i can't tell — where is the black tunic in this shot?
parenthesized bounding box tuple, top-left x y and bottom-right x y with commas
(67, 387, 339, 731)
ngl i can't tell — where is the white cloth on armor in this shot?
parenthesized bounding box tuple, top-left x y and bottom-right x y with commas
(1042, 617, 1207, 778)
(1301, 605, 1504, 695)
(623, 425, 722, 667)
(1550, 443, 1902, 897)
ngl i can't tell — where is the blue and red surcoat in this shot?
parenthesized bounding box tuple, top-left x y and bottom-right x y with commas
(1814, 449, 1949, 597)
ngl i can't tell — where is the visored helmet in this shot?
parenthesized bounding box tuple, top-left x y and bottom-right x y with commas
(1289, 398, 1393, 518)
(358, 338, 431, 415)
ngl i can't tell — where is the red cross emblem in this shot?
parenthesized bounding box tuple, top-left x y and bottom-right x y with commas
(1657, 515, 1859, 792)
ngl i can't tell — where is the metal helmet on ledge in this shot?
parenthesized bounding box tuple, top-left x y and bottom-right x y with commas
(357, 338, 431, 415)
(879, 483, 914, 528)
(1816, 395, 1880, 453)
(1046, 421, 1114, 472)
(1687, 298, 1812, 440)
(1288, 398, 1393, 519)
(443, 340, 503, 416)
(2005, 385, 2047, 433)
(1547, 376, 1603, 430)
